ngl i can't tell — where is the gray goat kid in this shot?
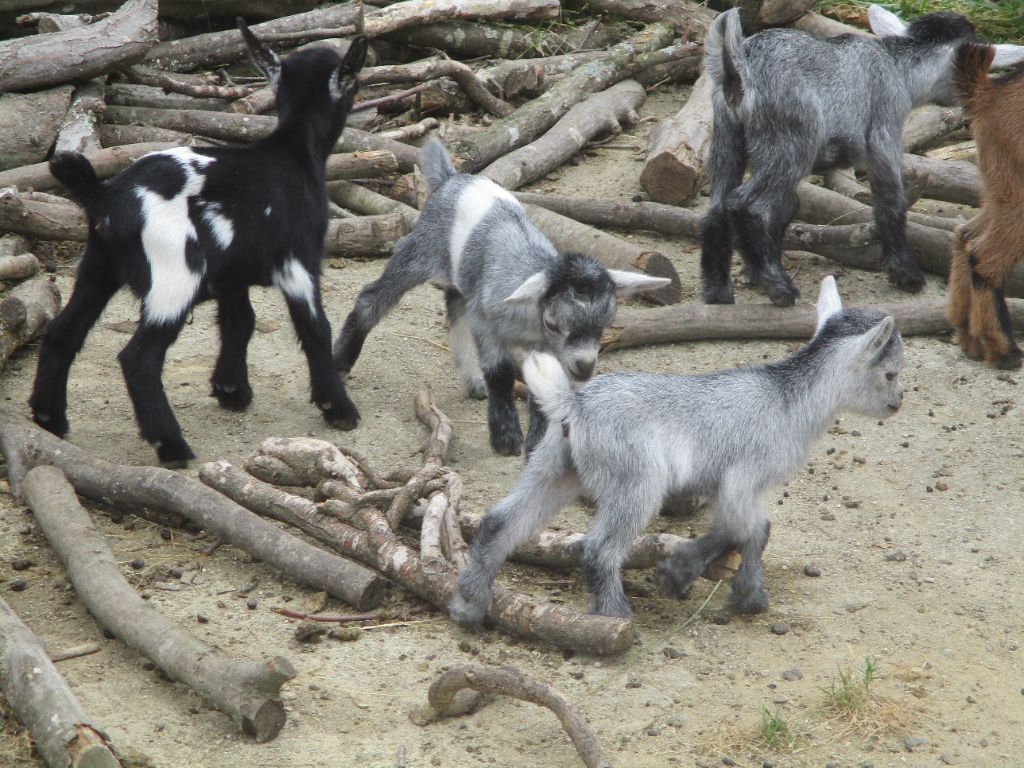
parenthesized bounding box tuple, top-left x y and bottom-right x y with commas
(449, 277, 904, 625)
(332, 139, 669, 456)
(700, 5, 1024, 308)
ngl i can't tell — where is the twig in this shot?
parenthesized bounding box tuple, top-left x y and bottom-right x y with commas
(272, 608, 377, 624)
(49, 641, 102, 663)
(677, 579, 723, 632)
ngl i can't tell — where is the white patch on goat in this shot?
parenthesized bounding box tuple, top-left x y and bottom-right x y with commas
(264, 205, 272, 217)
(202, 202, 234, 250)
(449, 178, 517, 290)
(136, 149, 214, 324)
(273, 257, 317, 315)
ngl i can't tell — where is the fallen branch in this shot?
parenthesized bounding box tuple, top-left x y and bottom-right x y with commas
(54, 80, 105, 156)
(360, 56, 514, 117)
(429, 665, 610, 768)
(125, 64, 257, 100)
(22, 465, 294, 742)
(48, 642, 102, 663)
(0, 142, 175, 193)
(272, 607, 377, 623)
(0, 277, 61, 368)
(0, 0, 158, 92)
(0, 415, 386, 610)
(901, 153, 979, 207)
(639, 71, 711, 204)
(0, 597, 121, 768)
(106, 82, 232, 112)
(902, 104, 965, 153)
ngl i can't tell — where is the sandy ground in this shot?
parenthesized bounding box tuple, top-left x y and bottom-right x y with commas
(1, 87, 1022, 768)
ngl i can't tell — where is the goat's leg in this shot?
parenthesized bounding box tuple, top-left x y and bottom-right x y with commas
(947, 224, 975, 355)
(866, 130, 925, 293)
(523, 393, 549, 459)
(284, 289, 360, 430)
(582, 484, 662, 618)
(118, 319, 193, 465)
(477, 339, 522, 456)
(700, 111, 746, 305)
(210, 288, 256, 411)
(727, 160, 802, 307)
(728, 516, 771, 614)
(333, 234, 433, 374)
(30, 246, 121, 438)
(450, 436, 579, 628)
(445, 287, 486, 399)
(655, 526, 736, 601)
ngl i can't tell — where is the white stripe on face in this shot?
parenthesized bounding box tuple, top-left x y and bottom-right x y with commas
(448, 177, 517, 290)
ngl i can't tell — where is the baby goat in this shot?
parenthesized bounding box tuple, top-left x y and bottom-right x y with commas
(29, 23, 368, 464)
(700, 6, 1024, 307)
(332, 139, 669, 456)
(450, 277, 904, 625)
(948, 43, 1024, 369)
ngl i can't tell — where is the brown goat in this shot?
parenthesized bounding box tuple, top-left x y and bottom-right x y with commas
(948, 43, 1024, 369)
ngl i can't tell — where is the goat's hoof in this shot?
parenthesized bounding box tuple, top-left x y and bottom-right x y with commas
(322, 401, 360, 431)
(889, 267, 926, 294)
(993, 350, 1024, 370)
(155, 439, 196, 467)
(490, 432, 523, 457)
(763, 282, 800, 308)
(448, 594, 487, 630)
(32, 410, 69, 439)
(211, 382, 253, 411)
(729, 589, 769, 615)
(701, 284, 735, 305)
(654, 559, 696, 600)
(464, 378, 487, 400)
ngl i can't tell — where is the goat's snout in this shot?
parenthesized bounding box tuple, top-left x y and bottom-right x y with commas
(569, 358, 596, 381)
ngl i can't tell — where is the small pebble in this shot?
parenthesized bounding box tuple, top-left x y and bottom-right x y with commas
(130, 558, 145, 570)
(102, 628, 115, 639)
(851, 430, 862, 437)
(624, 678, 642, 689)
(803, 563, 822, 577)
(196, 614, 209, 624)
(169, 567, 184, 579)
(940, 754, 957, 765)
(160, 528, 172, 541)
(885, 549, 907, 562)
(781, 668, 803, 682)
(770, 622, 789, 636)
(662, 646, 682, 660)
(722, 758, 737, 767)
(904, 736, 927, 752)
(935, 481, 948, 491)
(843, 499, 861, 509)
(9, 579, 27, 592)
(246, 599, 258, 610)
(10, 559, 34, 571)
(900, 441, 910, 448)
(826, 763, 840, 768)
(712, 614, 731, 625)
(820, 511, 836, 521)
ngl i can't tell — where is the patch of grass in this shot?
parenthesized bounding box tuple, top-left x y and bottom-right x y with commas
(760, 707, 794, 750)
(821, 656, 878, 716)
(814, 0, 1024, 43)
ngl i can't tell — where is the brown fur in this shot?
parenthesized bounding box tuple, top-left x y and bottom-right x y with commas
(948, 43, 1024, 368)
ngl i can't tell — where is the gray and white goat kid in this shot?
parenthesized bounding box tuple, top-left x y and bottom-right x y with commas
(332, 139, 669, 456)
(450, 277, 903, 625)
(700, 6, 1024, 307)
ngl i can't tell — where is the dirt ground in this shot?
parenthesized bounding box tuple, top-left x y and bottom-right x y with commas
(1, 86, 1022, 768)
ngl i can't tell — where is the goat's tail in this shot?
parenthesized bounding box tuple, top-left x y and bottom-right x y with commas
(49, 152, 103, 212)
(703, 8, 746, 111)
(522, 352, 576, 427)
(954, 42, 995, 112)
(421, 138, 458, 192)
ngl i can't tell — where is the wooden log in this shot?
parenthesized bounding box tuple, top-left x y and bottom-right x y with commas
(639, 71, 711, 204)
(482, 80, 646, 191)
(15, 11, 95, 33)
(563, 0, 715, 38)
(54, 80, 104, 156)
(358, 57, 514, 117)
(327, 179, 418, 225)
(0, 187, 87, 241)
(924, 139, 975, 165)
(429, 665, 610, 768)
(361, 0, 560, 38)
(6, 0, 320, 19)
(901, 153, 979, 207)
(324, 212, 411, 258)
(902, 104, 965, 153)
(790, 11, 869, 38)
(0, 0, 158, 93)
(124, 64, 257, 100)
(0, 277, 61, 368)
(325, 150, 398, 181)
(602, 298, 1024, 351)
(106, 82, 232, 112)
(0, 596, 122, 768)
(448, 23, 676, 173)
(0, 86, 74, 171)
(819, 169, 966, 231)
(522, 203, 682, 305)
(0, 252, 41, 282)
(0, 415, 387, 611)
(757, 0, 818, 25)
(22, 465, 295, 743)
(0, 142, 175, 193)
(243, 436, 367, 489)
(0, 234, 30, 259)
(99, 124, 203, 147)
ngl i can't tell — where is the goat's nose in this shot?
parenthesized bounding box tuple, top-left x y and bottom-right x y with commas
(572, 360, 596, 381)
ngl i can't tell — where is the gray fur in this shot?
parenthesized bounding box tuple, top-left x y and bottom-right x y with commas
(449, 277, 904, 625)
(332, 139, 669, 456)
(700, 5, 987, 307)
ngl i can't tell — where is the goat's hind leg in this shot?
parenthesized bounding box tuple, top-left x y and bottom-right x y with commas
(450, 436, 579, 628)
(210, 288, 256, 410)
(947, 224, 978, 358)
(445, 287, 486, 399)
(30, 242, 120, 438)
(700, 111, 745, 305)
(478, 340, 523, 456)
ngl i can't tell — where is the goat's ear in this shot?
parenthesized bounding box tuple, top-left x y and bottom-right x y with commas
(341, 35, 369, 74)
(237, 18, 281, 91)
(991, 44, 1024, 69)
(504, 272, 549, 305)
(328, 66, 359, 105)
(814, 275, 843, 334)
(606, 269, 671, 298)
(867, 5, 907, 37)
(852, 316, 896, 362)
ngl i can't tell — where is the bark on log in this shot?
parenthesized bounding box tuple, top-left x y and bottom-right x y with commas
(0, 142, 175, 193)
(124, 65, 257, 100)
(106, 83, 232, 112)
(54, 80, 104, 156)
(482, 79, 646, 191)
(0, 187, 87, 241)
(639, 72, 712, 205)
(924, 139, 975, 165)
(0, 596, 122, 768)
(902, 105, 965, 153)
(361, 0, 560, 38)
(324, 212, 411, 258)
(100, 124, 204, 147)
(6, 1, 320, 19)
(901, 153, 979, 207)
(325, 150, 398, 181)
(0, 86, 74, 171)
(818, 170, 965, 231)
(0, 277, 61, 368)
(0, 416, 387, 611)
(448, 23, 675, 173)
(0, 234, 30, 258)
(564, 0, 715, 38)
(358, 57, 514, 117)
(791, 11, 869, 38)
(243, 436, 367, 489)
(22, 465, 296, 743)
(602, 299, 1024, 351)
(0, 0, 158, 93)
(522, 203, 682, 305)
(0, 252, 41, 282)
(429, 665, 610, 768)
(327, 179, 418, 226)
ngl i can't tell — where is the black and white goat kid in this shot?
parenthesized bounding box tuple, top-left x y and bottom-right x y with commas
(29, 23, 367, 465)
(450, 277, 904, 625)
(332, 139, 669, 456)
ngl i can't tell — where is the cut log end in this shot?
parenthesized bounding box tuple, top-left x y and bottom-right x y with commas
(66, 725, 122, 768)
(243, 699, 287, 743)
(639, 153, 699, 205)
(632, 250, 682, 305)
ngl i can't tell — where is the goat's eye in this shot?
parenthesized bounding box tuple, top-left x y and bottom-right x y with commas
(885, 372, 896, 381)
(544, 319, 561, 333)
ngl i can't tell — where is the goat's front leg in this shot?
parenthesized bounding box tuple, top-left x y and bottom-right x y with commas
(655, 526, 736, 600)
(210, 288, 256, 411)
(283, 285, 360, 430)
(119, 319, 193, 465)
(866, 131, 925, 293)
(450, 436, 579, 628)
(29, 245, 120, 438)
(479, 343, 522, 456)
